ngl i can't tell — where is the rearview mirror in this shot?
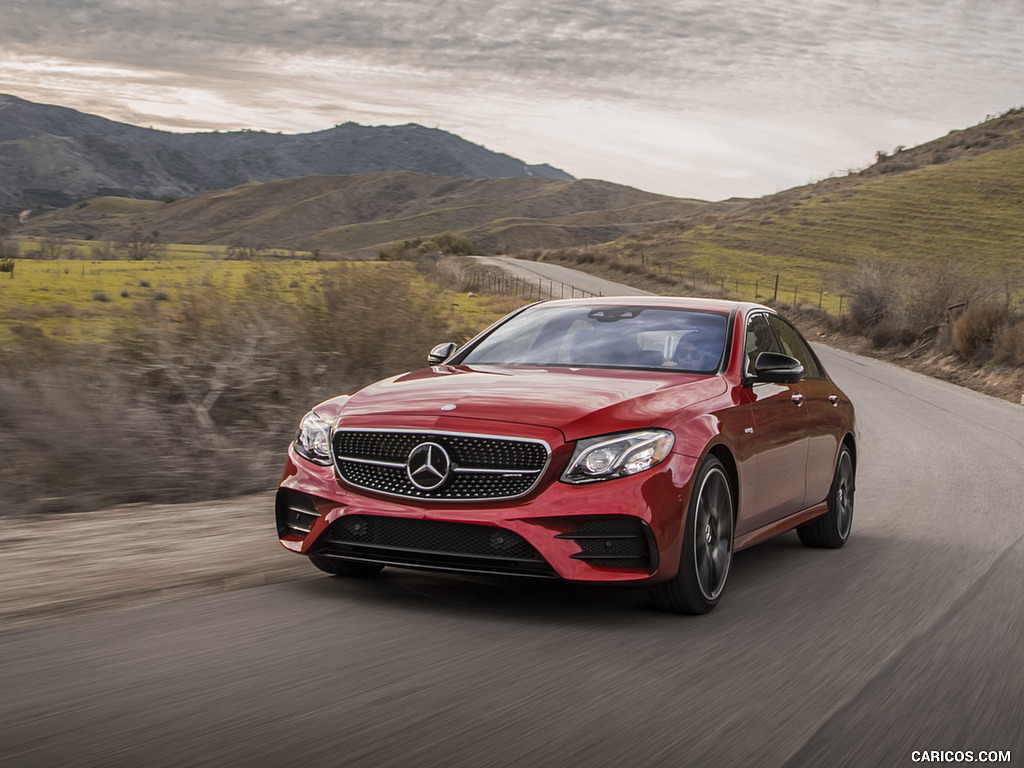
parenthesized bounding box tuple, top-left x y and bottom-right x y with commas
(427, 342, 458, 366)
(753, 352, 804, 383)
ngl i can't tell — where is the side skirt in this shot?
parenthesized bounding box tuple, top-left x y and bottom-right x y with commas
(734, 501, 828, 552)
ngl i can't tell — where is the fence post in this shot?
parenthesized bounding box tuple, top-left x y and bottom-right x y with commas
(773, 274, 779, 302)
(793, 286, 798, 305)
(818, 287, 823, 310)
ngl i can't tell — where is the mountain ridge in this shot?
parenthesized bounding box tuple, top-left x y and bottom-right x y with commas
(0, 94, 573, 212)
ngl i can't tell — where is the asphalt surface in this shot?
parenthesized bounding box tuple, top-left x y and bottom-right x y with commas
(470, 255, 654, 298)
(2, 264, 1023, 768)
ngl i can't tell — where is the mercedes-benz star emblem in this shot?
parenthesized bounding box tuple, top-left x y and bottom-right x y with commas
(406, 442, 452, 491)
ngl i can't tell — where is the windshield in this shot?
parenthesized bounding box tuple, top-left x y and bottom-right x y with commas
(459, 305, 729, 373)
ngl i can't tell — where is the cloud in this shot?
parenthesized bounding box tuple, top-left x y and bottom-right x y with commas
(6, 0, 1022, 109)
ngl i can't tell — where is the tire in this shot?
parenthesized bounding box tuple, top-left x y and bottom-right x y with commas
(309, 555, 385, 577)
(798, 444, 854, 549)
(649, 456, 734, 614)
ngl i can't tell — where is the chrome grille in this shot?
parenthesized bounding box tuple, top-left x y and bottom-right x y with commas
(333, 429, 550, 501)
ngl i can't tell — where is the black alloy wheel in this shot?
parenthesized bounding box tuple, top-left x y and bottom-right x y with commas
(798, 444, 854, 549)
(650, 455, 734, 614)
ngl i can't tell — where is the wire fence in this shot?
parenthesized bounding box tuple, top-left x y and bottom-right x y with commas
(472, 269, 602, 300)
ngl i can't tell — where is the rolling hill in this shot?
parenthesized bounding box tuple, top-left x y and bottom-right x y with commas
(15, 172, 715, 255)
(594, 107, 1024, 289)
(0, 94, 572, 213)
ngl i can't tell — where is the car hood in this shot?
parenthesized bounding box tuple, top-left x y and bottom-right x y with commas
(336, 364, 727, 442)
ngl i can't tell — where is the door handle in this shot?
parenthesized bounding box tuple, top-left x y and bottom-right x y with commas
(828, 395, 839, 407)
(791, 393, 804, 406)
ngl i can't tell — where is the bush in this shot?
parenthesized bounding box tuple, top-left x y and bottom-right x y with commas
(0, 263, 453, 514)
(845, 260, 980, 349)
(952, 304, 1006, 361)
(846, 262, 900, 334)
(418, 231, 480, 256)
(993, 320, 1024, 366)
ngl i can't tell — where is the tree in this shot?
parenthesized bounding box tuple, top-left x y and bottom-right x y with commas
(118, 226, 163, 260)
(37, 238, 67, 260)
(0, 236, 17, 260)
(226, 237, 266, 260)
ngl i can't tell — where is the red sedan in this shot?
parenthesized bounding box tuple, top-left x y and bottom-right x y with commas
(277, 297, 856, 614)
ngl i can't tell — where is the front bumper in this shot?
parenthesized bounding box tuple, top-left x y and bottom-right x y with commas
(278, 442, 699, 583)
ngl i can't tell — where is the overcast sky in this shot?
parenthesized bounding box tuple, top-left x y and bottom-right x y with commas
(1, 0, 1022, 200)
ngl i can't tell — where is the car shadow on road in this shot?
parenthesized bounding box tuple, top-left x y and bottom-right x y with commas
(280, 529, 896, 628)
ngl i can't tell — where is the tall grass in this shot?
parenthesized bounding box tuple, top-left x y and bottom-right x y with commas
(0, 262, 454, 514)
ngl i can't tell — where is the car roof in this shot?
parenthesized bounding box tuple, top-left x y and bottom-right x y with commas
(531, 296, 768, 315)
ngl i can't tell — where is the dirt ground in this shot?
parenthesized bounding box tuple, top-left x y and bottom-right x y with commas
(0, 491, 312, 632)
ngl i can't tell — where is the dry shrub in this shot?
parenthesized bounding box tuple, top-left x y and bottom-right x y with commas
(952, 304, 1006, 361)
(0, 262, 452, 514)
(418, 254, 485, 293)
(846, 260, 979, 348)
(608, 259, 644, 275)
(993, 320, 1024, 366)
(846, 262, 901, 335)
(902, 261, 978, 335)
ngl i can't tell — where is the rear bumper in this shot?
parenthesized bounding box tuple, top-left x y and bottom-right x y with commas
(278, 444, 698, 583)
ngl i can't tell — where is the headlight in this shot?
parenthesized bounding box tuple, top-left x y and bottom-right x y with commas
(295, 411, 333, 465)
(561, 429, 674, 484)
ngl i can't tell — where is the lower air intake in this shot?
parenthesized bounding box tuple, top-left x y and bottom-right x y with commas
(313, 515, 557, 578)
(556, 517, 655, 571)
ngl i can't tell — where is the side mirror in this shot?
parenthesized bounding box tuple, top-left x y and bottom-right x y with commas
(753, 352, 804, 383)
(427, 342, 458, 366)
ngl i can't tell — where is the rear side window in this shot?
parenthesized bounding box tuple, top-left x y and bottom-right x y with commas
(767, 315, 823, 379)
(744, 313, 781, 376)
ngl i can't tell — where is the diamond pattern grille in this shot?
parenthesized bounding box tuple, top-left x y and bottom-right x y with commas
(333, 431, 549, 500)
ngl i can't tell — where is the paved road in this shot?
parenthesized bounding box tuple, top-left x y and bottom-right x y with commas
(470, 255, 653, 297)
(2, 267, 1023, 767)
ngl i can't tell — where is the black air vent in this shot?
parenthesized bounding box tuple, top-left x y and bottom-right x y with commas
(556, 517, 655, 571)
(313, 515, 556, 578)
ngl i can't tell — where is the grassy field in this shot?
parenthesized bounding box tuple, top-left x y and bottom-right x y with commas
(0, 252, 518, 514)
(0, 255, 506, 347)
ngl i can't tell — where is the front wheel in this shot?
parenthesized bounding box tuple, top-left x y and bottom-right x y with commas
(649, 456, 734, 614)
(798, 444, 854, 549)
(309, 555, 385, 577)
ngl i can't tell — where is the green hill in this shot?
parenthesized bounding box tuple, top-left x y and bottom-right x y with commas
(601, 108, 1024, 294)
(17, 171, 713, 255)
